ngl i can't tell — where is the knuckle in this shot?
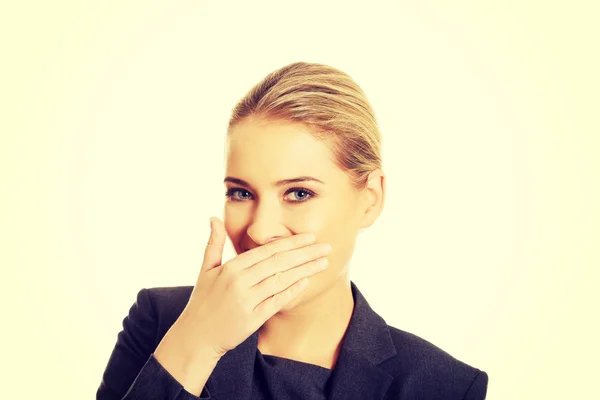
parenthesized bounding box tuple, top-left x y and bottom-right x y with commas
(258, 243, 273, 257)
(271, 250, 285, 265)
(228, 275, 244, 293)
(276, 272, 287, 287)
(220, 262, 233, 275)
(271, 292, 282, 306)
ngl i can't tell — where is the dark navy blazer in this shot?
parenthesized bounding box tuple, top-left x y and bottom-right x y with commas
(97, 281, 488, 400)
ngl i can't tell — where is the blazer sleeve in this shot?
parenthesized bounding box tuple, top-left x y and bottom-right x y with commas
(461, 370, 488, 400)
(96, 288, 212, 400)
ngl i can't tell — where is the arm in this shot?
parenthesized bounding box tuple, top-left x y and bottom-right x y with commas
(96, 288, 216, 400)
(461, 370, 489, 400)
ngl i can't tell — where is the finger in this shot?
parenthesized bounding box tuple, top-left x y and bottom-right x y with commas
(228, 232, 317, 271)
(252, 278, 311, 326)
(201, 216, 225, 272)
(249, 256, 328, 303)
(243, 243, 331, 286)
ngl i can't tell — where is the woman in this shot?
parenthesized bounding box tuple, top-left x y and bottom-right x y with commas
(96, 62, 488, 400)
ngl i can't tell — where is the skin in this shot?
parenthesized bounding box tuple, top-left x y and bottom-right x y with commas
(223, 115, 386, 369)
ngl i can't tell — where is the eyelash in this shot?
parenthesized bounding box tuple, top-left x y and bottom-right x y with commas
(225, 187, 317, 203)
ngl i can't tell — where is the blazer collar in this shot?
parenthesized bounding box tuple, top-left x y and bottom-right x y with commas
(206, 281, 397, 400)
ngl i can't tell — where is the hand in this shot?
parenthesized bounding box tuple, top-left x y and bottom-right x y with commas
(183, 216, 331, 358)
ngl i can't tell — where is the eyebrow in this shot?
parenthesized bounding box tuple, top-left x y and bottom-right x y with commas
(224, 176, 325, 187)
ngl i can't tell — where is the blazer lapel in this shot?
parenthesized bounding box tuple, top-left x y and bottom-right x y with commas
(327, 281, 397, 400)
(204, 281, 396, 400)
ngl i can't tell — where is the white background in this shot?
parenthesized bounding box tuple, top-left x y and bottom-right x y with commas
(2, 1, 598, 399)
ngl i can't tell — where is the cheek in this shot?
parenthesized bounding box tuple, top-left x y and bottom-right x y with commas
(302, 202, 358, 264)
(224, 206, 247, 248)
(287, 204, 346, 242)
(289, 206, 326, 233)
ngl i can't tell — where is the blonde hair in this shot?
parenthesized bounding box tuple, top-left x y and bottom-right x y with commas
(227, 61, 382, 189)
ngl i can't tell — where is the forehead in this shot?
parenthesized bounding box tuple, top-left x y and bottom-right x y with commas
(226, 117, 340, 180)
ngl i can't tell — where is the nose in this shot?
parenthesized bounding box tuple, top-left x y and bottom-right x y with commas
(246, 199, 287, 247)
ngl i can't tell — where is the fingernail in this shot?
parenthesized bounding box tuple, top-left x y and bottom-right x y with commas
(316, 257, 329, 268)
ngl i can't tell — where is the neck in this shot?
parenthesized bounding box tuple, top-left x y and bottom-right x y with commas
(257, 277, 354, 369)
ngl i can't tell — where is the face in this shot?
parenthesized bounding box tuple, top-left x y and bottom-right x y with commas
(224, 115, 383, 311)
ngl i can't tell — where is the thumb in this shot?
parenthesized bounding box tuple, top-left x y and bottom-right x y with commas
(201, 216, 225, 271)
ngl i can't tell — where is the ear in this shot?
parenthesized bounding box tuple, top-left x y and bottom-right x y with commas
(359, 169, 386, 229)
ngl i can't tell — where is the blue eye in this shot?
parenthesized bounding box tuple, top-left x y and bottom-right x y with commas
(285, 188, 315, 202)
(225, 188, 252, 201)
(225, 187, 317, 203)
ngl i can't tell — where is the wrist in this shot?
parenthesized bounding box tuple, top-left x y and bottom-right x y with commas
(175, 308, 224, 362)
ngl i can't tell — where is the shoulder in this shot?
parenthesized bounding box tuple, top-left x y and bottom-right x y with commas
(142, 285, 194, 312)
(129, 285, 194, 347)
(97, 286, 197, 398)
(381, 325, 488, 399)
